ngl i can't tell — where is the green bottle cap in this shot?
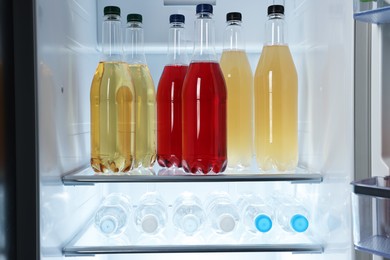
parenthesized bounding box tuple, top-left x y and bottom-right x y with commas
(127, 13, 143, 23)
(104, 6, 120, 16)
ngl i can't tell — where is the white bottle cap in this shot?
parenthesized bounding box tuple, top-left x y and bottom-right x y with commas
(141, 214, 159, 234)
(218, 214, 236, 233)
(181, 214, 200, 235)
(100, 216, 118, 235)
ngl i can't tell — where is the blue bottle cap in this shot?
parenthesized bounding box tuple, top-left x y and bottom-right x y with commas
(196, 4, 213, 14)
(170, 14, 185, 24)
(290, 214, 309, 232)
(254, 214, 272, 233)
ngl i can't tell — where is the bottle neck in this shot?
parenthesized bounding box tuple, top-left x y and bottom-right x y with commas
(223, 20, 244, 51)
(168, 23, 188, 65)
(102, 14, 123, 62)
(192, 12, 217, 62)
(265, 13, 286, 46)
(124, 21, 146, 64)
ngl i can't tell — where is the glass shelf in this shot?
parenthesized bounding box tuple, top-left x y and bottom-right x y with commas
(354, 6, 390, 24)
(62, 221, 324, 257)
(62, 166, 323, 186)
(63, 244, 324, 256)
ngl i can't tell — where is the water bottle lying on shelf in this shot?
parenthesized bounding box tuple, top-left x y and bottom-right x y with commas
(172, 192, 206, 236)
(237, 194, 274, 234)
(94, 193, 132, 237)
(134, 192, 168, 235)
(205, 192, 240, 234)
(271, 195, 310, 233)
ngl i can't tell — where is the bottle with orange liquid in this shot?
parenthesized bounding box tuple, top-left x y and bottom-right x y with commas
(220, 12, 253, 170)
(182, 4, 227, 174)
(157, 14, 188, 168)
(124, 14, 157, 169)
(90, 6, 135, 174)
(254, 5, 298, 172)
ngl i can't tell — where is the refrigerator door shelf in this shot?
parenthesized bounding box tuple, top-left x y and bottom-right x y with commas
(351, 176, 390, 258)
(61, 167, 323, 186)
(354, 5, 390, 23)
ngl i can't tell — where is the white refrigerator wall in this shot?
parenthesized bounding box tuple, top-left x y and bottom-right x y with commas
(37, 0, 354, 259)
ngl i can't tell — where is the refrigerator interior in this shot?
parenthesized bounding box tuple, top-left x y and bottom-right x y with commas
(36, 0, 354, 259)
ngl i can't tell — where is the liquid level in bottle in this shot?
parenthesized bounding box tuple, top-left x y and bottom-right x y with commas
(128, 64, 157, 168)
(220, 50, 253, 170)
(156, 65, 188, 168)
(182, 62, 227, 174)
(254, 45, 298, 172)
(90, 62, 135, 173)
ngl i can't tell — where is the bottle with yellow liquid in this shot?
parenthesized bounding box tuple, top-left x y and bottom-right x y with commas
(90, 6, 136, 173)
(124, 14, 156, 168)
(254, 5, 298, 172)
(220, 12, 253, 170)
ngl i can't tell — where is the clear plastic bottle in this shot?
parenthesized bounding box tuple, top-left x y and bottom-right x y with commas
(181, 4, 227, 174)
(134, 192, 168, 235)
(172, 192, 206, 236)
(271, 195, 309, 233)
(124, 13, 157, 169)
(220, 12, 253, 170)
(94, 193, 132, 237)
(254, 4, 298, 172)
(157, 14, 188, 168)
(205, 192, 240, 234)
(90, 6, 135, 173)
(237, 194, 274, 234)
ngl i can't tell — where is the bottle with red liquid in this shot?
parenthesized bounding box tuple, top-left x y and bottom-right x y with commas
(182, 4, 227, 174)
(157, 14, 188, 168)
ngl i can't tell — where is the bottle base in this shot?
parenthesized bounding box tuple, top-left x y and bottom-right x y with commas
(182, 158, 227, 174)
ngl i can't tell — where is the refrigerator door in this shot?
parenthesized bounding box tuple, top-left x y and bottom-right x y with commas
(33, 0, 354, 260)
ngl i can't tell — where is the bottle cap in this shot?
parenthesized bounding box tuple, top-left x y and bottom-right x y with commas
(268, 5, 284, 15)
(141, 214, 159, 234)
(127, 13, 143, 23)
(104, 6, 120, 16)
(254, 214, 272, 233)
(218, 214, 236, 233)
(226, 12, 242, 22)
(290, 214, 309, 232)
(99, 215, 118, 235)
(182, 214, 200, 234)
(170, 14, 185, 23)
(196, 4, 213, 14)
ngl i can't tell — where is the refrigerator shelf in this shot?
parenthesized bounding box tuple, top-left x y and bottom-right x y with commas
(63, 244, 324, 256)
(61, 167, 323, 186)
(354, 5, 390, 23)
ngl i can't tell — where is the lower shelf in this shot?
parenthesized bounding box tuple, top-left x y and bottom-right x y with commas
(63, 244, 324, 256)
(62, 220, 324, 257)
(355, 235, 390, 258)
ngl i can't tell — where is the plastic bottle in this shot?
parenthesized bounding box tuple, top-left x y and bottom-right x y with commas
(134, 192, 168, 235)
(94, 193, 132, 237)
(157, 14, 188, 168)
(220, 12, 253, 170)
(124, 13, 157, 169)
(172, 192, 206, 235)
(90, 6, 135, 173)
(205, 192, 240, 234)
(181, 4, 227, 174)
(237, 194, 274, 234)
(254, 4, 298, 172)
(271, 195, 310, 233)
